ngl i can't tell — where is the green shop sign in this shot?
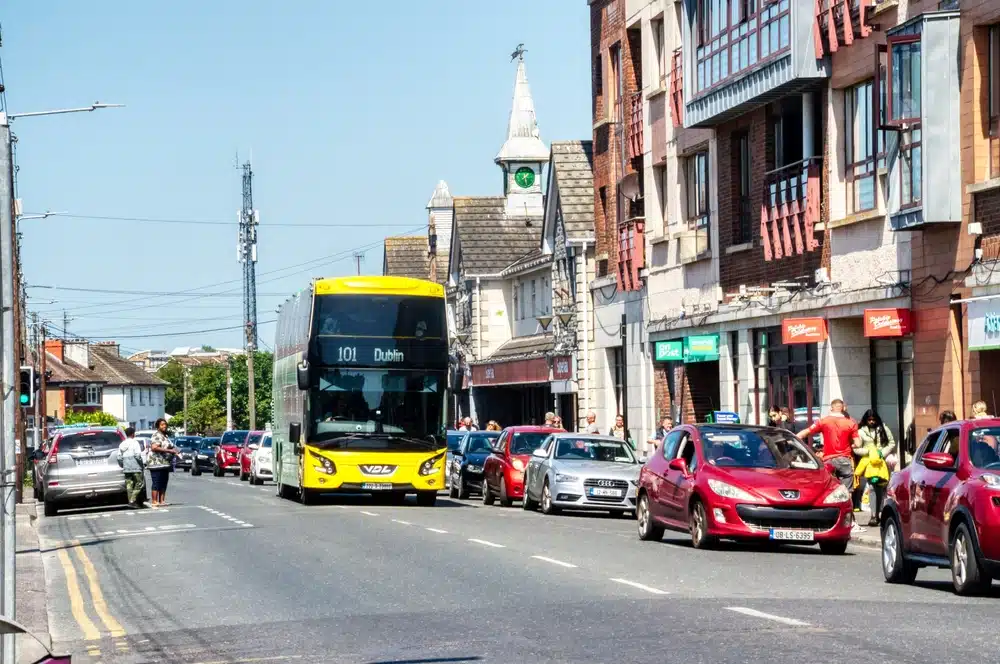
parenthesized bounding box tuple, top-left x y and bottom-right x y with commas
(683, 334, 720, 362)
(654, 340, 683, 362)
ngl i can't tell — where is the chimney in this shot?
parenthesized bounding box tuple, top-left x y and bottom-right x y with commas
(44, 339, 64, 362)
(94, 341, 121, 358)
(64, 340, 90, 368)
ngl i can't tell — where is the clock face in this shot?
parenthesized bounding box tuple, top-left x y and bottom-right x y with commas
(514, 167, 535, 189)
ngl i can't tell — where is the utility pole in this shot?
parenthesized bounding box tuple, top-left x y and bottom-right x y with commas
(246, 324, 256, 431)
(238, 160, 258, 349)
(225, 358, 232, 431)
(30, 314, 38, 452)
(182, 367, 189, 435)
(620, 313, 629, 445)
(38, 322, 46, 444)
(0, 111, 17, 664)
(62, 310, 69, 339)
(353, 251, 364, 275)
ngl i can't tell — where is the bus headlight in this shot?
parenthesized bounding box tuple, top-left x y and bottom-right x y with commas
(419, 453, 445, 476)
(308, 450, 336, 475)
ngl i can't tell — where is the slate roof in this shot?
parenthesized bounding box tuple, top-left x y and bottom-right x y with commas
(550, 141, 595, 240)
(91, 345, 167, 387)
(475, 333, 555, 363)
(453, 197, 542, 276)
(383, 236, 430, 281)
(501, 248, 549, 277)
(45, 352, 103, 385)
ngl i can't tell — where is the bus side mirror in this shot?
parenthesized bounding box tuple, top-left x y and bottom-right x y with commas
(289, 423, 302, 452)
(296, 361, 310, 390)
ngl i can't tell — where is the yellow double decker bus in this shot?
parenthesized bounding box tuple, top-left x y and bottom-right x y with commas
(272, 276, 448, 506)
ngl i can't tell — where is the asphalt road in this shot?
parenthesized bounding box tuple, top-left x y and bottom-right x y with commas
(34, 471, 1000, 664)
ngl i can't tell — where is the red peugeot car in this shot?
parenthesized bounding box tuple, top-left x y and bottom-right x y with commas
(214, 429, 249, 476)
(238, 431, 265, 481)
(635, 424, 853, 554)
(881, 419, 1000, 595)
(482, 426, 561, 507)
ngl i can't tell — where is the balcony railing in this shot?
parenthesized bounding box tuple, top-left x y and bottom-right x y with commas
(761, 157, 822, 261)
(628, 92, 644, 160)
(617, 216, 646, 293)
(815, 0, 874, 58)
(669, 48, 683, 128)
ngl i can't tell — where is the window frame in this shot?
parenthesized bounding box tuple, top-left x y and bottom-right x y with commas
(899, 126, 922, 210)
(685, 151, 711, 233)
(694, 0, 791, 95)
(884, 33, 922, 128)
(990, 25, 1000, 126)
(86, 384, 101, 405)
(735, 132, 752, 244)
(844, 79, 879, 214)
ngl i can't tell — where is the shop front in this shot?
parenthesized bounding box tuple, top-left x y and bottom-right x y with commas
(751, 318, 825, 431)
(470, 356, 554, 428)
(864, 308, 915, 450)
(967, 299, 1000, 415)
(652, 334, 721, 423)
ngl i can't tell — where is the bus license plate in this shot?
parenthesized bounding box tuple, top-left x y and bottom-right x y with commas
(769, 528, 814, 542)
(362, 483, 393, 491)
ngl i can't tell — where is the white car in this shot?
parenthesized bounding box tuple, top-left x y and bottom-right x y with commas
(249, 432, 273, 485)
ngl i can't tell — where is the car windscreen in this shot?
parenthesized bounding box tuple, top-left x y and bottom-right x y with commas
(220, 431, 248, 445)
(510, 432, 552, 455)
(313, 293, 445, 340)
(554, 437, 636, 463)
(446, 433, 464, 452)
(699, 428, 820, 470)
(201, 439, 220, 450)
(260, 436, 272, 448)
(969, 427, 1000, 469)
(466, 433, 500, 455)
(60, 431, 121, 452)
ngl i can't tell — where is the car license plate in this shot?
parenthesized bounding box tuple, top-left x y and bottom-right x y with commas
(362, 482, 392, 491)
(769, 528, 814, 542)
(588, 487, 623, 497)
(76, 457, 103, 467)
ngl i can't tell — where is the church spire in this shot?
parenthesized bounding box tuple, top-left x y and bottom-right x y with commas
(495, 49, 548, 165)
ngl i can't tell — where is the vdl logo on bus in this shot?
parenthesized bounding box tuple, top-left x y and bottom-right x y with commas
(359, 464, 397, 476)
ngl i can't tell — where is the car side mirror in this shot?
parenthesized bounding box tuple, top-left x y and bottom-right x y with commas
(296, 360, 310, 390)
(668, 458, 689, 475)
(452, 449, 463, 457)
(532, 448, 547, 459)
(922, 452, 955, 471)
(249, 444, 259, 451)
(289, 423, 302, 453)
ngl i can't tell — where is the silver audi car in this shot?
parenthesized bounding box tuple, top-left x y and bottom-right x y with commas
(523, 433, 641, 517)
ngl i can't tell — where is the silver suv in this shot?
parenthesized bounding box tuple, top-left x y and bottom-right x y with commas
(36, 427, 126, 516)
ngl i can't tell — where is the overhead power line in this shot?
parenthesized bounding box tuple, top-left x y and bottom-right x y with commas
(28, 285, 291, 296)
(24, 212, 423, 228)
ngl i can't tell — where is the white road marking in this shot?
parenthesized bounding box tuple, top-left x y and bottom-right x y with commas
(725, 607, 809, 627)
(532, 555, 577, 568)
(391, 519, 412, 526)
(468, 538, 505, 548)
(360, 511, 379, 516)
(609, 578, 670, 595)
(425, 527, 448, 534)
(242, 523, 253, 527)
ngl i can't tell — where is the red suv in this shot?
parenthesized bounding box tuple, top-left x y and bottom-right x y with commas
(482, 426, 561, 507)
(214, 430, 249, 476)
(881, 419, 1000, 595)
(238, 431, 265, 481)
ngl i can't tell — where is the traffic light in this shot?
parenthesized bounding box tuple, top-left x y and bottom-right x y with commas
(18, 366, 34, 408)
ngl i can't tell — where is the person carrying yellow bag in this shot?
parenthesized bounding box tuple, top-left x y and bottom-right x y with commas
(854, 444, 890, 527)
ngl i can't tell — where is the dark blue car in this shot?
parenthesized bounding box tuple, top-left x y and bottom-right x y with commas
(449, 431, 501, 499)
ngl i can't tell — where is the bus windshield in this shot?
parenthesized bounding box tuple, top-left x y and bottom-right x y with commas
(310, 368, 443, 448)
(313, 294, 445, 339)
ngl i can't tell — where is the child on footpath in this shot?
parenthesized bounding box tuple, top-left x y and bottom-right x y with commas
(854, 444, 890, 527)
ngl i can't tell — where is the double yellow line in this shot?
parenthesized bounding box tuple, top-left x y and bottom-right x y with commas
(55, 540, 126, 643)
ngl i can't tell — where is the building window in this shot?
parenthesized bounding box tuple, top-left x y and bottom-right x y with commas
(735, 132, 752, 244)
(651, 17, 666, 86)
(845, 80, 879, 213)
(653, 164, 668, 233)
(130, 388, 135, 406)
(695, 0, 790, 94)
(610, 43, 622, 124)
(531, 279, 537, 318)
(752, 327, 819, 426)
(900, 127, 922, 209)
(685, 151, 710, 233)
(594, 53, 603, 97)
(519, 282, 526, 320)
(887, 35, 921, 125)
(139, 389, 146, 406)
(86, 385, 101, 405)
(612, 347, 625, 415)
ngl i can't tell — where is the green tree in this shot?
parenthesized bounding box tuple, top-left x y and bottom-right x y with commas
(64, 409, 120, 427)
(157, 360, 186, 415)
(229, 351, 273, 429)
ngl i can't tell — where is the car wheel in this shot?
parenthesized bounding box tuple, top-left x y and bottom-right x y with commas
(540, 480, 560, 515)
(881, 517, 917, 584)
(482, 478, 496, 506)
(43, 498, 57, 517)
(636, 494, 663, 541)
(819, 539, 849, 555)
(416, 491, 437, 507)
(689, 499, 715, 550)
(191, 466, 201, 476)
(499, 477, 513, 508)
(522, 482, 538, 511)
(951, 522, 992, 595)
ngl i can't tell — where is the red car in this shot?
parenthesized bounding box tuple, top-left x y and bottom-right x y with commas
(636, 424, 853, 554)
(214, 429, 249, 476)
(881, 418, 1000, 595)
(238, 431, 265, 481)
(482, 426, 561, 507)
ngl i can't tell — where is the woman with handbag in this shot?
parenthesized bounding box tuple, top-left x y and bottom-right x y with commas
(147, 418, 179, 507)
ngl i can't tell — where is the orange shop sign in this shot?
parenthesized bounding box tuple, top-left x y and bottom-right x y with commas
(781, 317, 828, 344)
(863, 308, 913, 338)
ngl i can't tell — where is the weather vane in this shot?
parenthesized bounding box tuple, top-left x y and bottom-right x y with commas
(510, 43, 526, 62)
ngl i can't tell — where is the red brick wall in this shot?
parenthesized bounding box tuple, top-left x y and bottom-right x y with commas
(652, 362, 697, 424)
(976, 189, 1000, 260)
(715, 98, 828, 296)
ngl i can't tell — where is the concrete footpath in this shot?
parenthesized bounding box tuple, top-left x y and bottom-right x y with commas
(14, 498, 51, 664)
(850, 507, 882, 549)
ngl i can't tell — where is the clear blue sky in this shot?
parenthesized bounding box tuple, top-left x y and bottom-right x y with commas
(3, 1, 589, 354)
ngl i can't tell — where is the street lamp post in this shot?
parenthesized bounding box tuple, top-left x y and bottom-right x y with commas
(0, 101, 122, 664)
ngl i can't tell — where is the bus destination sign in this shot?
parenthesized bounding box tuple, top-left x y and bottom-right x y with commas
(312, 337, 447, 369)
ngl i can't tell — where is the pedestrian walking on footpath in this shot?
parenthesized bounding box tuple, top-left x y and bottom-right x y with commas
(855, 409, 896, 508)
(117, 426, 146, 508)
(544, 412, 556, 426)
(797, 399, 863, 532)
(609, 414, 634, 449)
(147, 418, 179, 507)
(582, 411, 600, 434)
(854, 445, 890, 527)
(459, 417, 478, 432)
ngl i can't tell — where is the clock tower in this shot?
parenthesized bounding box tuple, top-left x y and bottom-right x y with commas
(495, 48, 548, 218)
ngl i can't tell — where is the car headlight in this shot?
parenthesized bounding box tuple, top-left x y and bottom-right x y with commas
(308, 449, 336, 475)
(419, 453, 445, 476)
(707, 479, 757, 501)
(554, 473, 578, 483)
(512, 458, 525, 471)
(629, 478, 639, 487)
(982, 473, 1000, 488)
(822, 484, 851, 504)
(466, 465, 482, 473)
